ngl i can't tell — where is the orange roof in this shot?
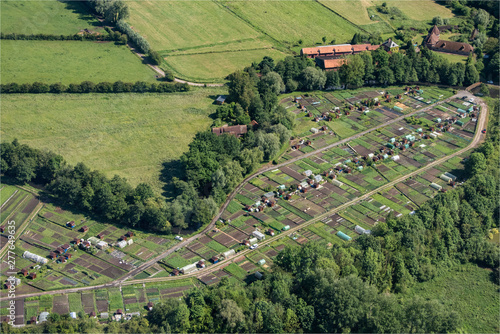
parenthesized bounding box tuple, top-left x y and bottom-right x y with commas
(351, 44, 380, 52)
(321, 58, 347, 69)
(301, 44, 353, 56)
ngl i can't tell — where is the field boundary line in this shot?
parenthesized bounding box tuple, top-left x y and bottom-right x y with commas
(1, 193, 30, 226)
(1, 189, 19, 210)
(314, 0, 370, 35)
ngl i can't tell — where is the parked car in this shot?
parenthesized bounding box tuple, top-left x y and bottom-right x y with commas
(175, 236, 183, 241)
(482, 129, 486, 134)
(487, 81, 493, 84)
(250, 244, 258, 250)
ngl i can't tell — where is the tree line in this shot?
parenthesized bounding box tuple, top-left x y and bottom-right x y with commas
(1, 140, 170, 232)
(0, 30, 124, 43)
(0, 81, 189, 94)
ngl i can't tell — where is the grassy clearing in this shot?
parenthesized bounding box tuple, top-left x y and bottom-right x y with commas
(1, 0, 99, 35)
(319, 0, 374, 26)
(0, 89, 224, 196)
(226, 0, 361, 46)
(405, 264, 499, 333)
(164, 48, 287, 83)
(127, 0, 261, 51)
(433, 51, 469, 64)
(0, 185, 17, 206)
(164, 38, 275, 56)
(1, 40, 157, 84)
(372, 0, 454, 21)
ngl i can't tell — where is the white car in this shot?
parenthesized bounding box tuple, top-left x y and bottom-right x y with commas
(487, 80, 493, 84)
(175, 236, 183, 241)
(250, 244, 258, 250)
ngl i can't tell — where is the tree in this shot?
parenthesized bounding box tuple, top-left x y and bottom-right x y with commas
(479, 83, 490, 96)
(227, 71, 256, 110)
(218, 299, 245, 331)
(255, 131, 280, 161)
(377, 65, 395, 85)
(464, 63, 479, 85)
(473, 8, 490, 28)
(105, 0, 129, 23)
(149, 50, 163, 65)
(340, 54, 365, 88)
(432, 16, 443, 25)
(191, 197, 218, 228)
(238, 147, 263, 174)
(299, 67, 326, 90)
(466, 152, 487, 176)
(259, 72, 285, 95)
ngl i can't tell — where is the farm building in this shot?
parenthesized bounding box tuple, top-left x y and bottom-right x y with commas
(90, 311, 96, 318)
(425, 25, 473, 55)
(211, 256, 220, 264)
(20, 269, 28, 277)
(197, 260, 205, 268)
(430, 183, 442, 191)
(147, 302, 154, 311)
(212, 124, 247, 138)
(66, 221, 76, 228)
(268, 229, 275, 236)
(126, 231, 134, 237)
(215, 95, 227, 105)
(23, 251, 48, 265)
(300, 43, 379, 58)
(223, 249, 235, 258)
(252, 230, 265, 241)
(337, 231, 352, 241)
(180, 263, 198, 274)
(80, 226, 89, 232)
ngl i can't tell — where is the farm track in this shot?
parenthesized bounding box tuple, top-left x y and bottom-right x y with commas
(1, 90, 487, 301)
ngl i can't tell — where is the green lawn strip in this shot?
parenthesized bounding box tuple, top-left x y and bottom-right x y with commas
(235, 194, 254, 206)
(227, 200, 242, 214)
(337, 176, 366, 193)
(68, 293, 83, 313)
(164, 254, 192, 269)
(224, 263, 248, 280)
(108, 288, 124, 311)
(39, 295, 53, 311)
(0, 185, 17, 206)
(371, 194, 408, 214)
(206, 240, 229, 253)
(278, 201, 313, 221)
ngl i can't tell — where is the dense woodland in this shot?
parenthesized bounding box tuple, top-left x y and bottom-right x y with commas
(2, 104, 498, 333)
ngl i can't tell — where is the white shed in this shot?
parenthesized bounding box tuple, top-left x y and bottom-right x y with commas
(313, 175, 323, 183)
(96, 241, 108, 250)
(23, 251, 48, 265)
(304, 170, 313, 177)
(430, 183, 442, 191)
(252, 231, 265, 241)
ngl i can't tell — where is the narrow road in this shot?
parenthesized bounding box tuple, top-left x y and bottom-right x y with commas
(2, 91, 487, 301)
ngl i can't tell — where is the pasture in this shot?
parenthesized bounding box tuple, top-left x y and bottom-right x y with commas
(1, 40, 157, 84)
(164, 48, 288, 83)
(225, 0, 361, 46)
(372, 0, 454, 21)
(127, 0, 261, 51)
(1, 0, 99, 35)
(0, 88, 225, 195)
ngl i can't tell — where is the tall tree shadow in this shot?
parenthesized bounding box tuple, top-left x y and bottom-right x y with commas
(61, 0, 103, 28)
(160, 159, 185, 200)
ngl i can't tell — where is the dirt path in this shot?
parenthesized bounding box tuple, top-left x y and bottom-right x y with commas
(130, 47, 224, 87)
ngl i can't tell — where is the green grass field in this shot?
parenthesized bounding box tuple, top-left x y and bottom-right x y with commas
(164, 48, 288, 82)
(226, 0, 361, 46)
(319, 0, 375, 26)
(1, 40, 157, 84)
(372, 0, 454, 21)
(127, 1, 261, 51)
(0, 89, 225, 196)
(433, 51, 469, 64)
(1, 0, 99, 35)
(405, 264, 499, 333)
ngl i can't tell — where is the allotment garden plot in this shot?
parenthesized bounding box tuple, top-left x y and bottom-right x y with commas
(280, 86, 453, 162)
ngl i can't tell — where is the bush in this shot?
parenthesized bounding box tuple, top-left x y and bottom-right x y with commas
(149, 50, 163, 65)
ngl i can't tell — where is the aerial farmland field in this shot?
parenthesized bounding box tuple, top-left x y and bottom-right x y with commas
(0, 88, 225, 195)
(1, 40, 157, 84)
(1, 0, 98, 35)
